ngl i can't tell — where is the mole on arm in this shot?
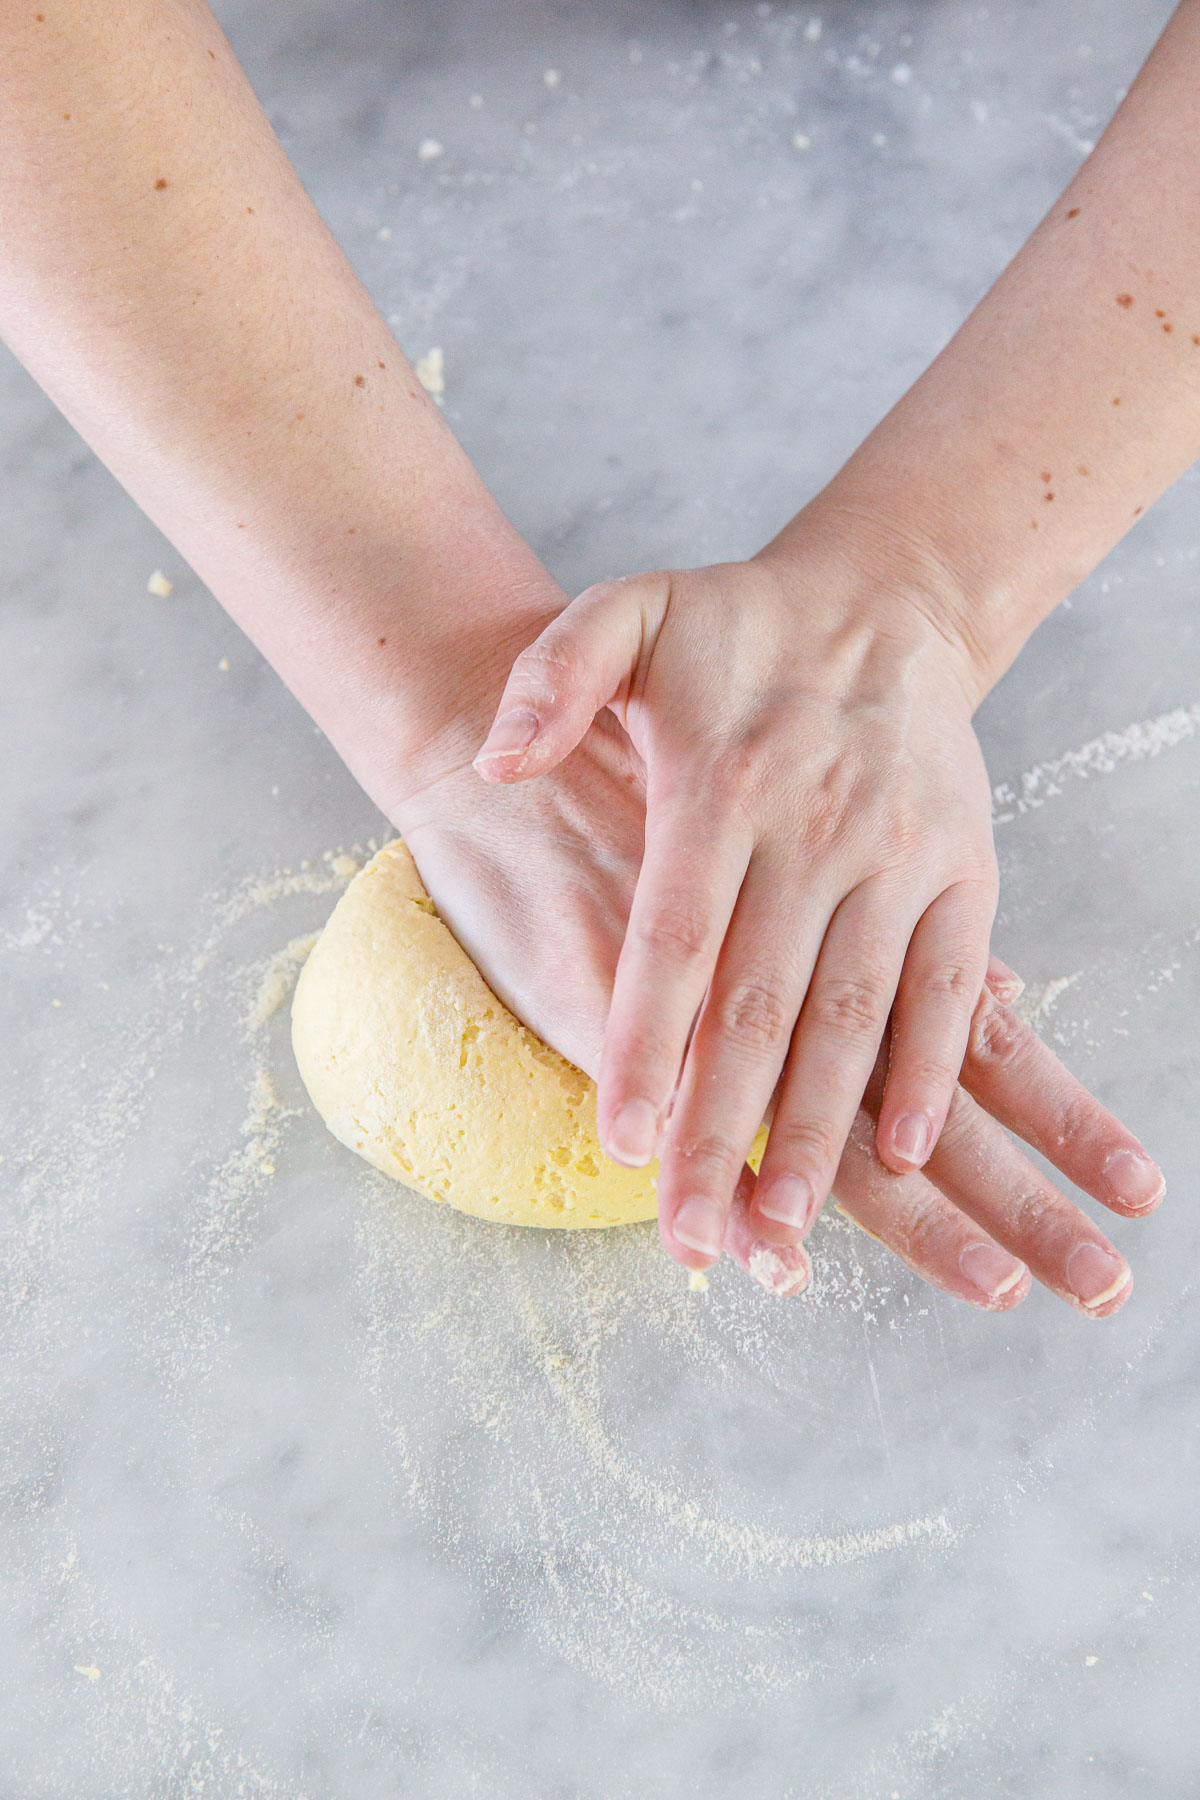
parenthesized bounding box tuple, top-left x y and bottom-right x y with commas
(1116, 294, 1134, 309)
(154, 177, 168, 191)
(354, 374, 366, 388)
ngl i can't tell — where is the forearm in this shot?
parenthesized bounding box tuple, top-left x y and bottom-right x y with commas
(0, 0, 552, 805)
(765, 0, 1200, 699)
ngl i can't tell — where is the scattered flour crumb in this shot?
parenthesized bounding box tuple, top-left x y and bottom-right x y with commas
(416, 346, 445, 396)
(688, 1268, 709, 1292)
(146, 570, 173, 598)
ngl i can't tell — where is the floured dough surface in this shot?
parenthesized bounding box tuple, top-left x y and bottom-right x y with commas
(292, 842, 658, 1227)
(293, 840, 769, 1229)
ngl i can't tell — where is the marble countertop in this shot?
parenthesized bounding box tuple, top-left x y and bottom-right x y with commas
(2, 2, 1196, 1794)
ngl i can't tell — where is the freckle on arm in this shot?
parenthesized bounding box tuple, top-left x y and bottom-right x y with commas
(154, 178, 168, 190)
(1066, 206, 1080, 219)
(1116, 293, 1134, 309)
(354, 374, 365, 388)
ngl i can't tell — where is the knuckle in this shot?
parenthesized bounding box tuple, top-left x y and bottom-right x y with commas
(771, 1117, 840, 1172)
(968, 997, 1029, 1069)
(607, 1022, 677, 1088)
(900, 1196, 948, 1263)
(513, 639, 582, 701)
(637, 901, 714, 965)
(897, 1052, 962, 1097)
(921, 959, 981, 1006)
(703, 749, 759, 816)
(716, 979, 791, 1051)
(807, 972, 890, 1040)
(1057, 1091, 1100, 1148)
(669, 1131, 742, 1182)
(799, 780, 851, 851)
(1010, 1186, 1055, 1238)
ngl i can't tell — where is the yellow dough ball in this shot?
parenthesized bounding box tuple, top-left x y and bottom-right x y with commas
(292, 842, 765, 1228)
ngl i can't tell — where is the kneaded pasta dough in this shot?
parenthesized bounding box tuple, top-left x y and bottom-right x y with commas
(292, 841, 766, 1229)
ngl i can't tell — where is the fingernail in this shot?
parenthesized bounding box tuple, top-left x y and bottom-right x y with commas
(605, 1098, 659, 1168)
(1066, 1241, 1131, 1310)
(1103, 1149, 1165, 1213)
(748, 1241, 811, 1298)
(474, 707, 539, 765)
(892, 1113, 932, 1166)
(986, 958, 1025, 1004)
(959, 1241, 1026, 1301)
(756, 1174, 817, 1232)
(672, 1195, 725, 1259)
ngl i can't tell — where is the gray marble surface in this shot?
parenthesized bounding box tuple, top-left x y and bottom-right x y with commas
(2, 2, 1197, 1795)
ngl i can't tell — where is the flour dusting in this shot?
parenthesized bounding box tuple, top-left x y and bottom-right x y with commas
(992, 702, 1200, 824)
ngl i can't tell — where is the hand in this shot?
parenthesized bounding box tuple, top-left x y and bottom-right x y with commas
(472, 537, 999, 1270)
(830, 957, 1163, 1317)
(390, 626, 1161, 1314)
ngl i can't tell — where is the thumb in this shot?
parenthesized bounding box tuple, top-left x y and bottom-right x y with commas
(473, 575, 663, 782)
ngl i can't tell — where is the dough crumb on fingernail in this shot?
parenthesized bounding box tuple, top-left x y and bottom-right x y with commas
(748, 1242, 810, 1297)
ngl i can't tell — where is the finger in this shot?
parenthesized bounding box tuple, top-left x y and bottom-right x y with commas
(962, 985, 1165, 1217)
(655, 854, 824, 1269)
(598, 788, 753, 1169)
(833, 1113, 1031, 1312)
(749, 880, 912, 1246)
(722, 1164, 812, 1297)
(875, 879, 996, 1174)
(473, 576, 665, 781)
(926, 1083, 1133, 1317)
(984, 953, 1025, 1006)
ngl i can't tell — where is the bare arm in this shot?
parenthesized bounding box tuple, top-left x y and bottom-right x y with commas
(778, 0, 1200, 686)
(0, 0, 557, 811)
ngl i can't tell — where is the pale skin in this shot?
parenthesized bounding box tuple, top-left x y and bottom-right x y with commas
(479, 1, 1200, 1266)
(0, 0, 1171, 1313)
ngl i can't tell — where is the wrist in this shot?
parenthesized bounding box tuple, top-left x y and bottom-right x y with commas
(756, 484, 1012, 711)
(246, 496, 567, 820)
